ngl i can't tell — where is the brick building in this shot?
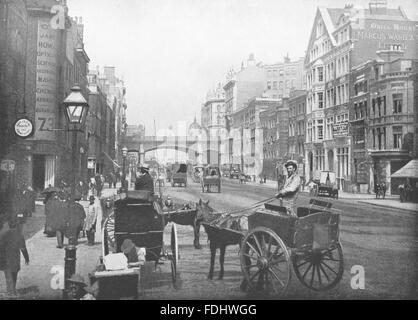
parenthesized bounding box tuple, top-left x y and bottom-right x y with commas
(263, 56, 305, 99)
(0, 0, 28, 191)
(259, 99, 289, 180)
(287, 90, 307, 178)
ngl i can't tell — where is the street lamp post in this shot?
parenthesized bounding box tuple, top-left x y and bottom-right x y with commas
(62, 85, 89, 299)
(62, 86, 90, 198)
(122, 146, 128, 192)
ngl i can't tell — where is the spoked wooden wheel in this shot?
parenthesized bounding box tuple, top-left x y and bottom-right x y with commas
(240, 227, 291, 296)
(170, 223, 179, 285)
(292, 243, 344, 291)
(103, 212, 115, 256)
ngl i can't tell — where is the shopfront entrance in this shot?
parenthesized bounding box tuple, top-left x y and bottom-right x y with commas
(33, 155, 45, 192)
(33, 155, 56, 191)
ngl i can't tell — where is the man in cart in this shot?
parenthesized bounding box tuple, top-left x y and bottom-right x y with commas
(135, 164, 154, 196)
(275, 160, 301, 216)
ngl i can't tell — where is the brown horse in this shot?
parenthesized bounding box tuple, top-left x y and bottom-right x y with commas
(164, 202, 203, 249)
(196, 199, 247, 280)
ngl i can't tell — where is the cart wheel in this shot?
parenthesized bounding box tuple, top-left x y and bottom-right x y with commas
(170, 224, 179, 285)
(292, 243, 344, 291)
(103, 213, 115, 255)
(240, 227, 291, 296)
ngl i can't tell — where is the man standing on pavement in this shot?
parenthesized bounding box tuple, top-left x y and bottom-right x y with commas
(66, 197, 86, 245)
(275, 160, 301, 216)
(84, 196, 98, 246)
(0, 214, 29, 296)
(95, 174, 103, 197)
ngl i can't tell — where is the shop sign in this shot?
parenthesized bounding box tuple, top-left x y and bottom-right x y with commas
(0, 160, 16, 172)
(87, 158, 96, 169)
(14, 117, 34, 138)
(333, 122, 349, 137)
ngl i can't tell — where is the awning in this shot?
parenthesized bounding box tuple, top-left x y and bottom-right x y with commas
(391, 159, 418, 178)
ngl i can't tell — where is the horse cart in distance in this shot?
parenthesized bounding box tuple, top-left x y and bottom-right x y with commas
(97, 190, 179, 299)
(200, 198, 343, 296)
(317, 171, 339, 199)
(201, 165, 221, 193)
(171, 163, 188, 187)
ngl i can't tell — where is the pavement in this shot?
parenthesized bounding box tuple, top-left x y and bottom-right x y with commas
(223, 177, 418, 214)
(0, 186, 118, 300)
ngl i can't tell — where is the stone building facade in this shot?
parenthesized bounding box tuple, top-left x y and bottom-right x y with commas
(304, 3, 417, 191)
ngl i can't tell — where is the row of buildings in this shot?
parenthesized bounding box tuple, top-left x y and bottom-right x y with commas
(198, 2, 418, 195)
(0, 0, 128, 193)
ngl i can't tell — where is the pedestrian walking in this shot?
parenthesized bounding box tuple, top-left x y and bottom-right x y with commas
(66, 198, 86, 245)
(75, 181, 88, 201)
(43, 191, 59, 237)
(84, 196, 98, 246)
(95, 174, 103, 197)
(110, 172, 117, 188)
(0, 215, 30, 296)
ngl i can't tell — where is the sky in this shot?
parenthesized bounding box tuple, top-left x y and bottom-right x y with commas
(67, 0, 418, 135)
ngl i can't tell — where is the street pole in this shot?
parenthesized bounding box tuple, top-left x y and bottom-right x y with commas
(276, 162, 280, 192)
(122, 156, 126, 192)
(71, 128, 77, 198)
(63, 245, 77, 299)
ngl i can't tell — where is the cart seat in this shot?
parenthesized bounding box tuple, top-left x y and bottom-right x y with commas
(264, 200, 288, 214)
(296, 199, 333, 218)
(125, 190, 154, 202)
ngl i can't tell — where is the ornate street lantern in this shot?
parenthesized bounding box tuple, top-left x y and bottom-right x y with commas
(63, 86, 89, 126)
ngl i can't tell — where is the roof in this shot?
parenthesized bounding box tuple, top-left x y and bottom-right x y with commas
(391, 159, 418, 178)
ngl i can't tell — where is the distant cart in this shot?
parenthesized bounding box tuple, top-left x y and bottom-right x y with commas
(317, 171, 338, 199)
(171, 163, 187, 187)
(201, 165, 221, 193)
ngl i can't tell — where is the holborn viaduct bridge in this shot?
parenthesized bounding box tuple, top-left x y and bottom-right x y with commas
(121, 135, 222, 165)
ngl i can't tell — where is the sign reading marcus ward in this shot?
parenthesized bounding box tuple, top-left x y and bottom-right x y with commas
(35, 19, 58, 141)
(352, 20, 418, 61)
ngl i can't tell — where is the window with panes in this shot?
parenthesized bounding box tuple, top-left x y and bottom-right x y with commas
(393, 126, 402, 149)
(393, 94, 402, 114)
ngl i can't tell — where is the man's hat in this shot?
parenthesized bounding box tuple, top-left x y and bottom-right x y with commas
(67, 274, 87, 286)
(121, 238, 136, 254)
(138, 164, 150, 172)
(284, 160, 298, 169)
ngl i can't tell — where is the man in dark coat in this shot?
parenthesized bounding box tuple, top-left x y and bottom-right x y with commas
(51, 198, 69, 248)
(95, 174, 103, 197)
(134, 164, 154, 195)
(0, 215, 29, 296)
(43, 192, 59, 237)
(65, 198, 86, 245)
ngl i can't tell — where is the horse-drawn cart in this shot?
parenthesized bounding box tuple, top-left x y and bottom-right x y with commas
(201, 198, 343, 296)
(97, 191, 179, 298)
(201, 165, 221, 193)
